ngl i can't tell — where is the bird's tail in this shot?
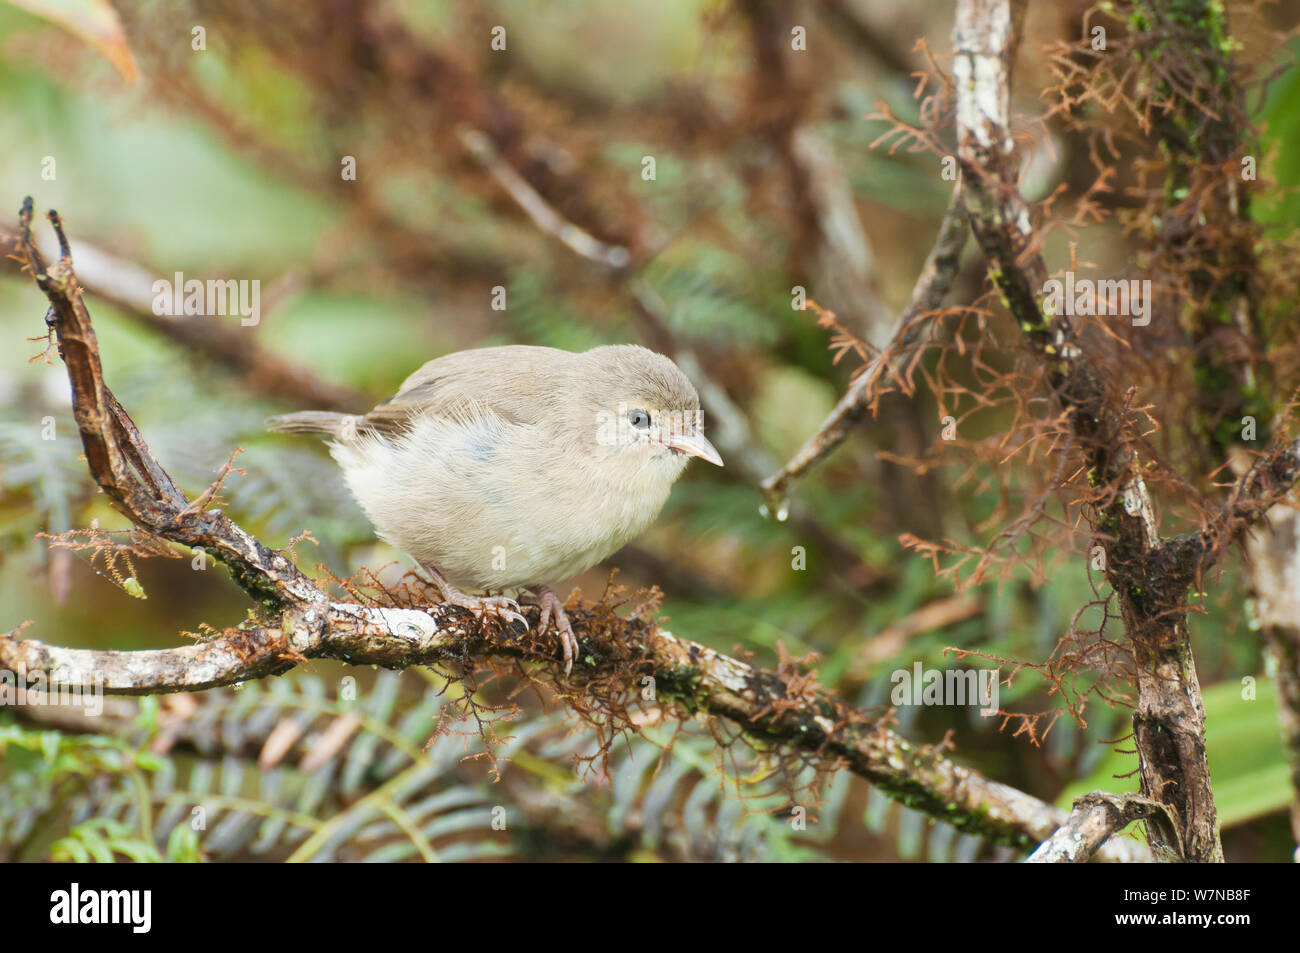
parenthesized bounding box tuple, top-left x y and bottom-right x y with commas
(265, 410, 355, 437)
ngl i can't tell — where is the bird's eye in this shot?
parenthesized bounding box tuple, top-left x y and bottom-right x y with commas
(628, 409, 652, 430)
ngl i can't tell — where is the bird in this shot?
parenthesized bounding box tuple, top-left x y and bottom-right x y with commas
(267, 344, 723, 674)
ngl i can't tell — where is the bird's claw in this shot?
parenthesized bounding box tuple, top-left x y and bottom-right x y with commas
(443, 590, 527, 629)
(422, 566, 528, 629)
(535, 588, 579, 676)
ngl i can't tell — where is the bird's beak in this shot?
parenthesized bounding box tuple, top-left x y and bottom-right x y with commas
(664, 428, 724, 467)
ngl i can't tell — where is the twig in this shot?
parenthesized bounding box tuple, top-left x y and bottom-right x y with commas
(457, 127, 631, 270)
(14, 199, 326, 608)
(1210, 437, 1300, 554)
(761, 189, 968, 508)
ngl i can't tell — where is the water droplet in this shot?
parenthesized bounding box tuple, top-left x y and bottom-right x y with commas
(759, 499, 790, 522)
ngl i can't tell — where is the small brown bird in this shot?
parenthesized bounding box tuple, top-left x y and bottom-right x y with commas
(267, 344, 723, 673)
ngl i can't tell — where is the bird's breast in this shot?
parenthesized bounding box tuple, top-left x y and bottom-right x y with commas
(333, 415, 680, 591)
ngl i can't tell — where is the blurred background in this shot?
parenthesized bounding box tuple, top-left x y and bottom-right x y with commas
(0, 0, 1297, 862)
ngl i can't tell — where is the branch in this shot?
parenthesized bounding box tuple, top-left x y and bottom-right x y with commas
(1152, 435, 1300, 574)
(13, 199, 326, 608)
(1213, 436, 1300, 553)
(953, 0, 1300, 863)
(1027, 792, 1176, 864)
(457, 127, 631, 270)
(5, 197, 1150, 860)
(0, 615, 1147, 861)
(1134, 0, 1300, 850)
(1241, 495, 1300, 849)
(952, 0, 1223, 861)
(761, 190, 968, 508)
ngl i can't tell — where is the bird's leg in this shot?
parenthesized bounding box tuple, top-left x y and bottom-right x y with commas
(522, 586, 580, 676)
(421, 565, 527, 628)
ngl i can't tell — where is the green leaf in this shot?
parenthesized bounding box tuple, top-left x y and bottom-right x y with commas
(51, 818, 164, 863)
(166, 824, 202, 863)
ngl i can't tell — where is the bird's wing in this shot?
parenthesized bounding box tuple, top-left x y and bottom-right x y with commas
(357, 345, 566, 439)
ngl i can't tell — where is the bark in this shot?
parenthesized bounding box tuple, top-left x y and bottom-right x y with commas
(1028, 792, 1175, 863)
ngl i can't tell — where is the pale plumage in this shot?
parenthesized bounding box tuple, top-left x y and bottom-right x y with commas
(267, 344, 722, 672)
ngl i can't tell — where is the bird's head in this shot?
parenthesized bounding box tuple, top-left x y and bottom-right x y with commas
(577, 345, 724, 472)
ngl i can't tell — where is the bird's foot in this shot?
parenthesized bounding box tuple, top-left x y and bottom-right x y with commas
(425, 569, 527, 629)
(453, 591, 528, 629)
(527, 587, 580, 676)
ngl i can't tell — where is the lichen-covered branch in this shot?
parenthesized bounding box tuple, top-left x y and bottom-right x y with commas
(1027, 792, 1176, 864)
(0, 614, 1148, 861)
